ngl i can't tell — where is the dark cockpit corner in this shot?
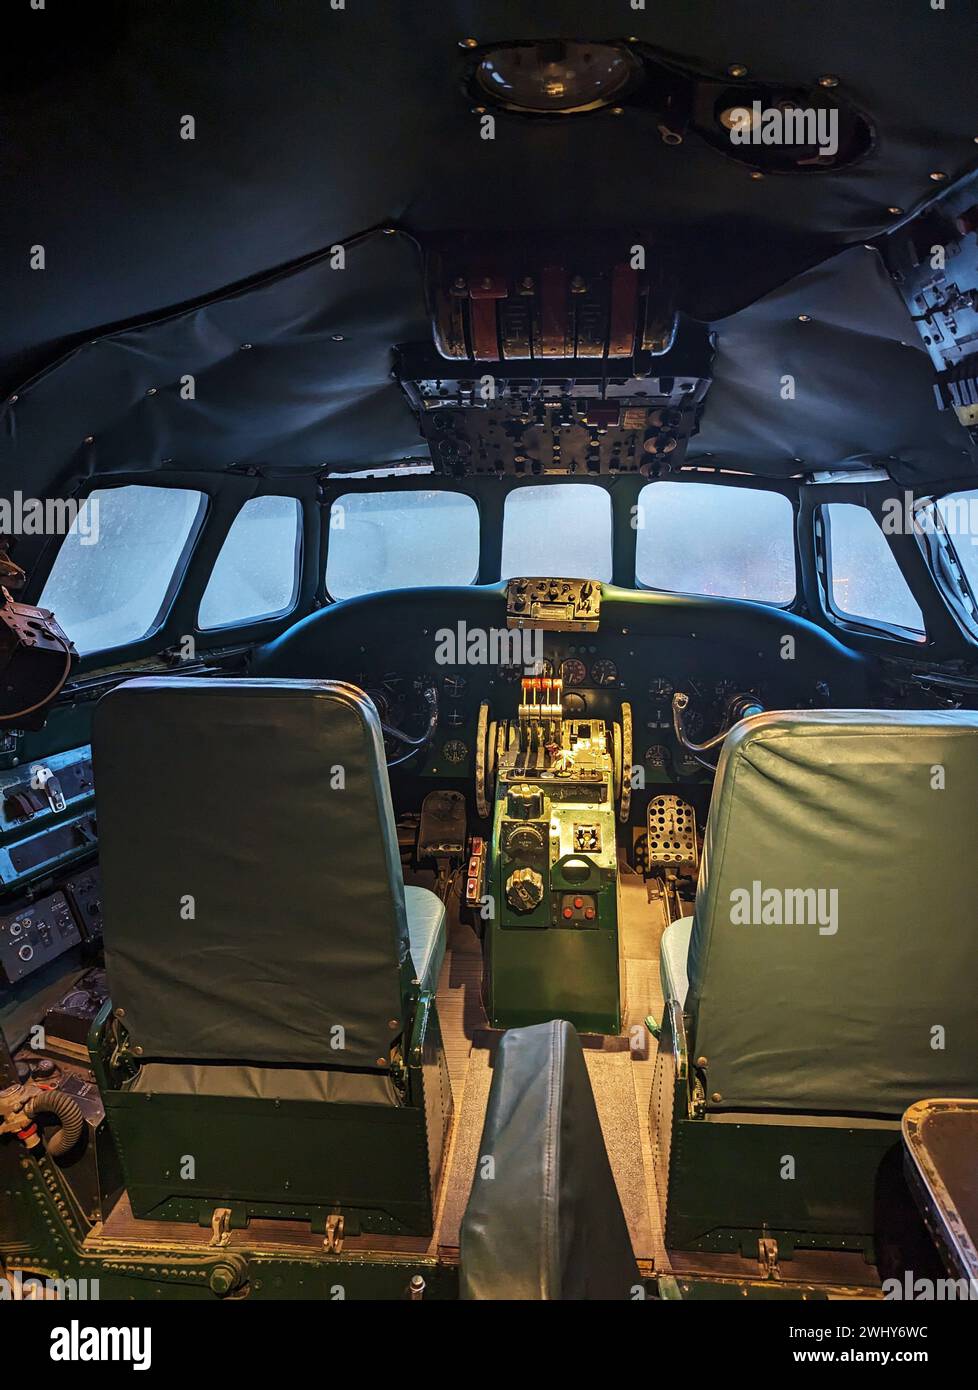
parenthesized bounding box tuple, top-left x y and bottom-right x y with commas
(2, 2, 978, 1332)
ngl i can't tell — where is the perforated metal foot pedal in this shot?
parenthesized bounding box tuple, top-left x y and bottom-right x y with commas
(646, 795, 698, 874)
(418, 789, 466, 859)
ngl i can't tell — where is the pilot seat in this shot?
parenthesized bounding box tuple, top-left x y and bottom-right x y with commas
(653, 709, 978, 1258)
(89, 677, 452, 1236)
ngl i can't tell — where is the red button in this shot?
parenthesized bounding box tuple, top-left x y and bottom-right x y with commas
(573, 896, 583, 909)
(585, 908, 595, 920)
(563, 906, 573, 919)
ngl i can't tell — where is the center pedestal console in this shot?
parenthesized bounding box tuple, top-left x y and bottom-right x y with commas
(485, 675, 623, 1034)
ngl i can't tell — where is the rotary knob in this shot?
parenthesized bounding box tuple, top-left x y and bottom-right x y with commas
(506, 866, 544, 914)
(507, 784, 544, 820)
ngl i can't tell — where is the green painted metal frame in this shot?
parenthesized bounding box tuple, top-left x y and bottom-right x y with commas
(88, 989, 452, 1238)
(485, 780, 623, 1035)
(0, 1140, 458, 1300)
(485, 872, 622, 1034)
(653, 999, 900, 1261)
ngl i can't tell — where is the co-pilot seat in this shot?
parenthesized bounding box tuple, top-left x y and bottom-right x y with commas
(655, 709, 978, 1254)
(89, 677, 452, 1236)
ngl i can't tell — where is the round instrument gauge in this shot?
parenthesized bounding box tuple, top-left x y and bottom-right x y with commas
(590, 658, 619, 687)
(443, 739, 468, 764)
(507, 824, 545, 852)
(60, 990, 92, 1012)
(683, 709, 704, 739)
(563, 692, 587, 716)
(364, 687, 391, 722)
(648, 677, 673, 699)
(560, 658, 587, 686)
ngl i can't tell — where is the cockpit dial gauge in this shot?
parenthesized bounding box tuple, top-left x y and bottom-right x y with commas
(560, 658, 587, 686)
(364, 688, 391, 722)
(683, 709, 704, 739)
(506, 824, 545, 852)
(443, 740, 469, 764)
(590, 659, 619, 687)
(648, 678, 674, 698)
(563, 692, 587, 716)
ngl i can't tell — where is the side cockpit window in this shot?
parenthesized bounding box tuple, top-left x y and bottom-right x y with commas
(39, 485, 206, 654)
(325, 491, 480, 600)
(931, 488, 978, 631)
(818, 502, 924, 637)
(199, 495, 302, 629)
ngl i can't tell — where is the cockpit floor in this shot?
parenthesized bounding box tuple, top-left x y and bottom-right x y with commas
(89, 872, 879, 1290)
(90, 867, 668, 1268)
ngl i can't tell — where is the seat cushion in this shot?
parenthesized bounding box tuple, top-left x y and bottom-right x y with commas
(659, 916, 694, 1008)
(129, 1061, 397, 1105)
(404, 885, 447, 994)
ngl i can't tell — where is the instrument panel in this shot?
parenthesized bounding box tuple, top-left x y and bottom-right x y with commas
(253, 576, 871, 797)
(350, 632, 827, 788)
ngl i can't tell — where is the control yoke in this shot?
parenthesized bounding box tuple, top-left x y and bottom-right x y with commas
(382, 681, 439, 768)
(672, 689, 764, 770)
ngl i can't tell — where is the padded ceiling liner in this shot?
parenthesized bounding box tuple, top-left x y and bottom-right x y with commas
(3, 0, 978, 384)
(1, 232, 432, 497)
(690, 246, 975, 482)
(1, 234, 973, 494)
(2, 1, 977, 492)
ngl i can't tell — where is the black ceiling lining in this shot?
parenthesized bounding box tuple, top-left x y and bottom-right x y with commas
(4, 1, 978, 390)
(2, 235, 975, 498)
(0, 230, 432, 498)
(689, 245, 978, 483)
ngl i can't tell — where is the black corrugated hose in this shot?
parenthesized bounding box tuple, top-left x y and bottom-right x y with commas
(24, 1089, 84, 1158)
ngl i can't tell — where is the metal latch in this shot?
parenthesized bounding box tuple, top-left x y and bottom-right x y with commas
(323, 1214, 345, 1253)
(32, 765, 66, 814)
(757, 1236, 781, 1280)
(209, 1207, 232, 1247)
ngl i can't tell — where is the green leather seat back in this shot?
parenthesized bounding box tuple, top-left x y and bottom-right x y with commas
(93, 677, 412, 1073)
(688, 710, 978, 1117)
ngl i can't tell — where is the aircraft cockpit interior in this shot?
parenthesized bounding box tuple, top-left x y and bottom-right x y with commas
(2, 2, 978, 1337)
